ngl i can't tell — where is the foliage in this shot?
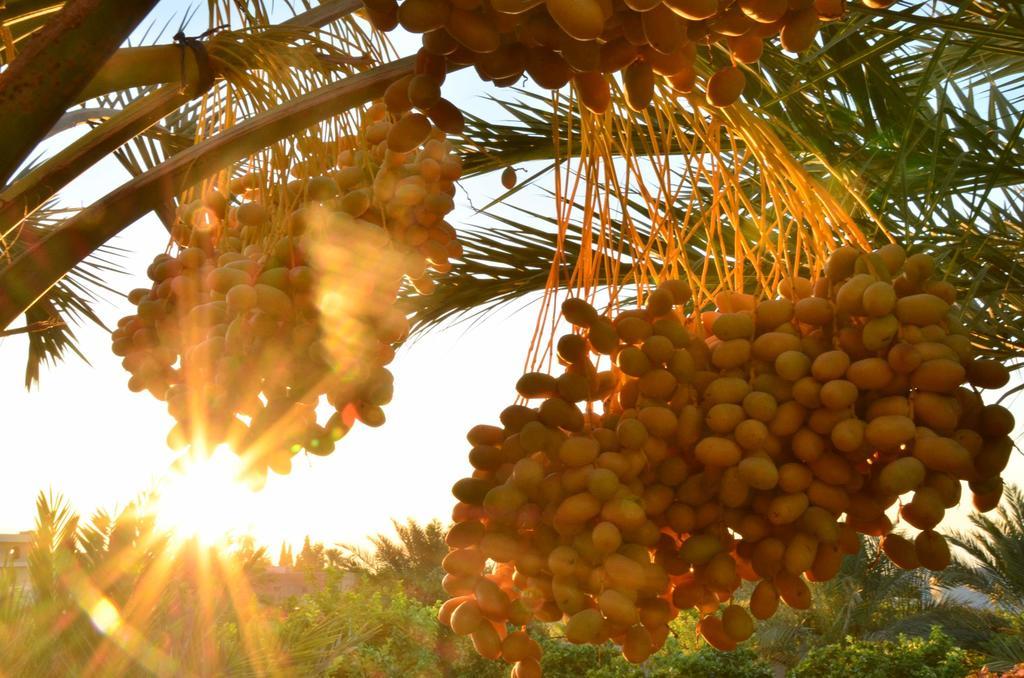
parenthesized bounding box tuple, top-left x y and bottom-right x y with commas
(978, 617, 1024, 675)
(280, 579, 439, 676)
(275, 576, 502, 677)
(3, 0, 1024, 379)
(751, 536, 1003, 668)
(0, 491, 297, 676)
(943, 484, 1024, 612)
(415, 0, 1024, 362)
(935, 485, 1024, 671)
(1, 502, 490, 676)
(4, 488, 1024, 677)
(538, 636, 774, 678)
(338, 518, 449, 604)
(0, 0, 386, 381)
(0, 207, 121, 387)
(790, 627, 982, 678)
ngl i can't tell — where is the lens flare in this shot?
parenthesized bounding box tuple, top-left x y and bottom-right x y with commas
(155, 447, 257, 545)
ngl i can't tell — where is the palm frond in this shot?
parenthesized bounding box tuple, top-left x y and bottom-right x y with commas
(980, 631, 1024, 673)
(751, 536, 1005, 668)
(940, 484, 1024, 611)
(0, 1, 65, 65)
(0, 1, 395, 372)
(438, 6, 1024, 357)
(28, 490, 80, 603)
(0, 204, 123, 387)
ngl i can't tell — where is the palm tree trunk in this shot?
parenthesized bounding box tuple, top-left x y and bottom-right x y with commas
(0, 0, 160, 184)
(0, 0, 366, 241)
(0, 86, 190, 239)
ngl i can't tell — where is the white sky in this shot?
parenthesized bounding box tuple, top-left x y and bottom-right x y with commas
(1, 2, 1021, 554)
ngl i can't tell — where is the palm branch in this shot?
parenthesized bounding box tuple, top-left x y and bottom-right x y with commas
(1, 205, 123, 387)
(0, 0, 394, 382)
(751, 537, 1004, 667)
(938, 484, 1024, 611)
(410, 7, 1024, 360)
(336, 518, 449, 603)
(2, 0, 1024, 372)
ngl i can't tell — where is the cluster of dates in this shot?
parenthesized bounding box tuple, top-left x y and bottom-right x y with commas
(365, 0, 892, 112)
(440, 245, 1013, 676)
(112, 101, 464, 481)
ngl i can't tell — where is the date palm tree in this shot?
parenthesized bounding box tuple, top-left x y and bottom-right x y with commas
(0, 490, 374, 675)
(937, 485, 1024, 671)
(430, 5, 1024, 358)
(2, 5, 1023, 672)
(1, 0, 1022, 381)
(339, 518, 449, 603)
(942, 485, 1024, 612)
(0, 0, 391, 383)
(750, 536, 1004, 669)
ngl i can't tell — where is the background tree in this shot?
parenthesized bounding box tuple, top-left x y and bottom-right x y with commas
(2, 1, 1024, 674)
(789, 628, 981, 678)
(938, 485, 1024, 671)
(295, 535, 325, 572)
(0, 491, 292, 675)
(278, 541, 294, 568)
(752, 537, 1003, 668)
(340, 518, 448, 604)
(943, 484, 1024, 612)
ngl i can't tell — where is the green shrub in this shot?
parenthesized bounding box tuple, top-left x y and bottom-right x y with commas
(538, 634, 774, 678)
(646, 646, 776, 678)
(282, 582, 443, 676)
(277, 577, 506, 677)
(790, 627, 982, 678)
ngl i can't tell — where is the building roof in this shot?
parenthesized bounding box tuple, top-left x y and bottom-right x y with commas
(0, 533, 31, 543)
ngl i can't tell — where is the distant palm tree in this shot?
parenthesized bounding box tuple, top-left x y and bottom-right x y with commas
(942, 484, 1024, 612)
(0, 491, 299, 675)
(340, 518, 449, 604)
(937, 484, 1024, 671)
(230, 534, 273, 577)
(27, 490, 80, 604)
(8, 492, 93, 675)
(753, 537, 1001, 669)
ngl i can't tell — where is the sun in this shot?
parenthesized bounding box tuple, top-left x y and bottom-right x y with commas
(154, 447, 258, 546)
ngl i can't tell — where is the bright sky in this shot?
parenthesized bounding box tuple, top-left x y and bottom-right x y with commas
(1, 2, 1021, 555)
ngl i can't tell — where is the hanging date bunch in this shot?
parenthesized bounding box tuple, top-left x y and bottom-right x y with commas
(362, 0, 885, 113)
(439, 244, 1013, 676)
(111, 101, 464, 481)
